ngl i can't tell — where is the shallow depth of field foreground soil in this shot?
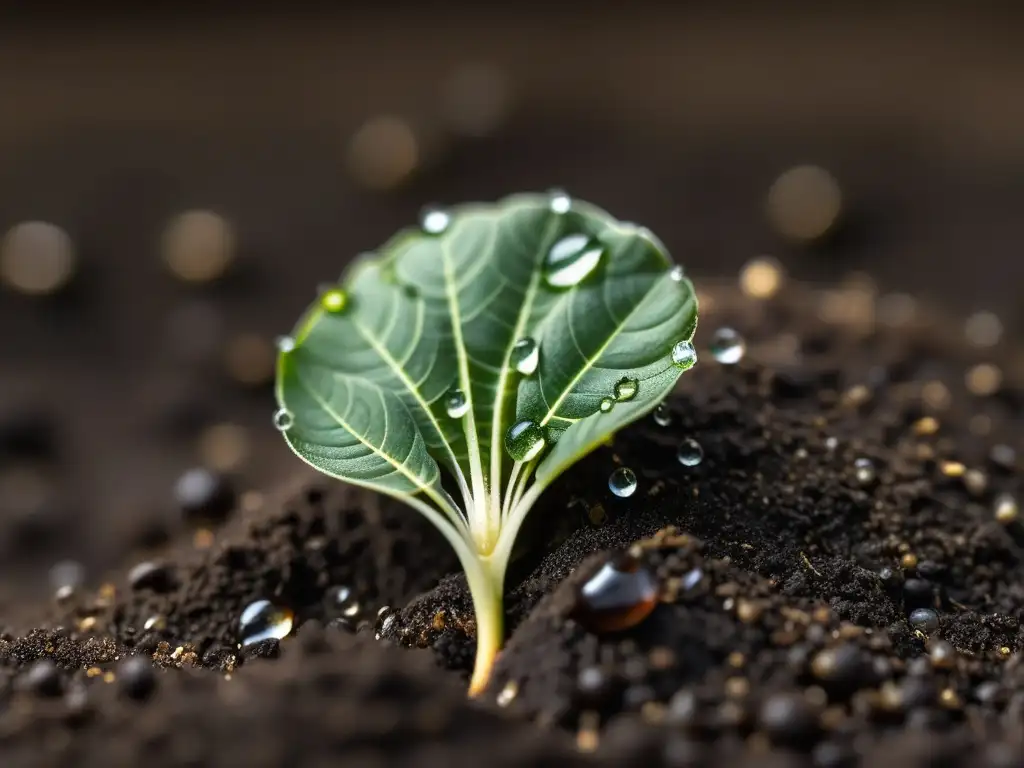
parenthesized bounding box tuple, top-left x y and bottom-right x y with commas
(2, 275, 1024, 767)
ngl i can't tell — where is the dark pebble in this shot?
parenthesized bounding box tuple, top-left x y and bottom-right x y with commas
(758, 692, 819, 749)
(23, 658, 63, 697)
(903, 578, 935, 608)
(118, 656, 157, 701)
(127, 560, 176, 592)
(326, 617, 356, 633)
(174, 467, 235, 524)
(908, 607, 940, 633)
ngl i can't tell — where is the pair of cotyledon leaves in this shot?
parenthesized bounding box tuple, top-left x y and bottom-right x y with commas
(275, 193, 698, 512)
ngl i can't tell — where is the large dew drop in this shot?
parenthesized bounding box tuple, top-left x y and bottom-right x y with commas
(544, 234, 603, 288)
(445, 388, 470, 419)
(273, 408, 294, 432)
(599, 397, 614, 413)
(669, 265, 685, 282)
(671, 340, 698, 370)
(276, 335, 296, 354)
(239, 599, 294, 647)
(614, 377, 638, 402)
(608, 467, 637, 498)
(505, 420, 546, 462)
(677, 438, 703, 467)
(710, 327, 746, 364)
(572, 552, 658, 633)
(511, 337, 539, 375)
(421, 207, 451, 235)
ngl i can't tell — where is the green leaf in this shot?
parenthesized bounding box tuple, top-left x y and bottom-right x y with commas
(275, 193, 697, 511)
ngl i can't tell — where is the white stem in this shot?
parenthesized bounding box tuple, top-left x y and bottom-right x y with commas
(492, 476, 547, 576)
(501, 461, 524, 521)
(422, 487, 472, 541)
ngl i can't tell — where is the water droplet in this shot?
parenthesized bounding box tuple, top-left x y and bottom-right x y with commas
(445, 388, 469, 419)
(273, 408, 294, 432)
(908, 607, 939, 634)
(549, 189, 571, 214)
(854, 457, 875, 485)
(320, 286, 348, 313)
(572, 552, 658, 633)
(671, 340, 698, 369)
(677, 438, 704, 467)
(599, 397, 614, 413)
(374, 606, 396, 640)
(608, 467, 637, 498)
(653, 403, 672, 427)
(710, 327, 746, 365)
(239, 600, 294, 647)
(544, 234, 603, 288)
(275, 335, 295, 353)
(511, 337, 539, 375)
(505, 420, 546, 462)
(326, 585, 361, 620)
(614, 377, 638, 402)
(669, 265, 685, 282)
(421, 207, 450, 234)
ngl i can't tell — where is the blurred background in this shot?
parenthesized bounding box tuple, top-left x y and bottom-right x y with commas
(1, 7, 1022, 602)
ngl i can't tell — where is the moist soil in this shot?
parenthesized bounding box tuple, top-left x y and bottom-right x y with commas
(2, 278, 1024, 767)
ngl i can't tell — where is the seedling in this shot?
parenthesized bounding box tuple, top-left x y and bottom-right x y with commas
(274, 193, 698, 694)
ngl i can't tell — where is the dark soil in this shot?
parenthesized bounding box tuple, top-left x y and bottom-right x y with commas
(2, 276, 1023, 767)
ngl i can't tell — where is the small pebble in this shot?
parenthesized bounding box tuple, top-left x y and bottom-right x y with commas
(127, 561, 175, 592)
(174, 467, 235, 524)
(118, 656, 157, 701)
(908, 607, 940, 633)
(23, 658, 62, 697)
(758, 691, 819, 748)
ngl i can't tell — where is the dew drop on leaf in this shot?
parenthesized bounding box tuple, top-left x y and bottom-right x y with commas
(319, 286, 348, 314)
(614, 377, 638, 402)
(505, 420, 546, 462)
(599, 397, 614, 413)
(677, 438, 703, 467)
(608, 467, 637, 498)
(445, 388, 470, 419)
(710, 327, 746, 364)
(239, 599, 294, 647)
(669, 265, 685, 282)
(273, 408, 294, 432)
(549, 188, 571, 214)
(420, 207, 451, 235)
(276, 335, 296, 353)
(572, 552, 658, 633)
(671, 340, 697, 369)
(653, 402, 672, 427)
(510, 337, 539, 375)
(544, 234, 604, 288)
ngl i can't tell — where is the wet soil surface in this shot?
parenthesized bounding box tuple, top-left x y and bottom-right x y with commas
(2, 278, 1023, 767)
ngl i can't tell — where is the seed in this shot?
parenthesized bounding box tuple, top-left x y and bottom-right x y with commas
(908, 608, 940, 634)
(573, 553, 659, 634)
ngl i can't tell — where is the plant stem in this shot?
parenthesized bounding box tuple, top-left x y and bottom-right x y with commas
(464, 554, 506, 697)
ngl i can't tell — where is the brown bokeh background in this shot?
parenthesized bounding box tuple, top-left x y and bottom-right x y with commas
(1, 7, 1022, 599)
